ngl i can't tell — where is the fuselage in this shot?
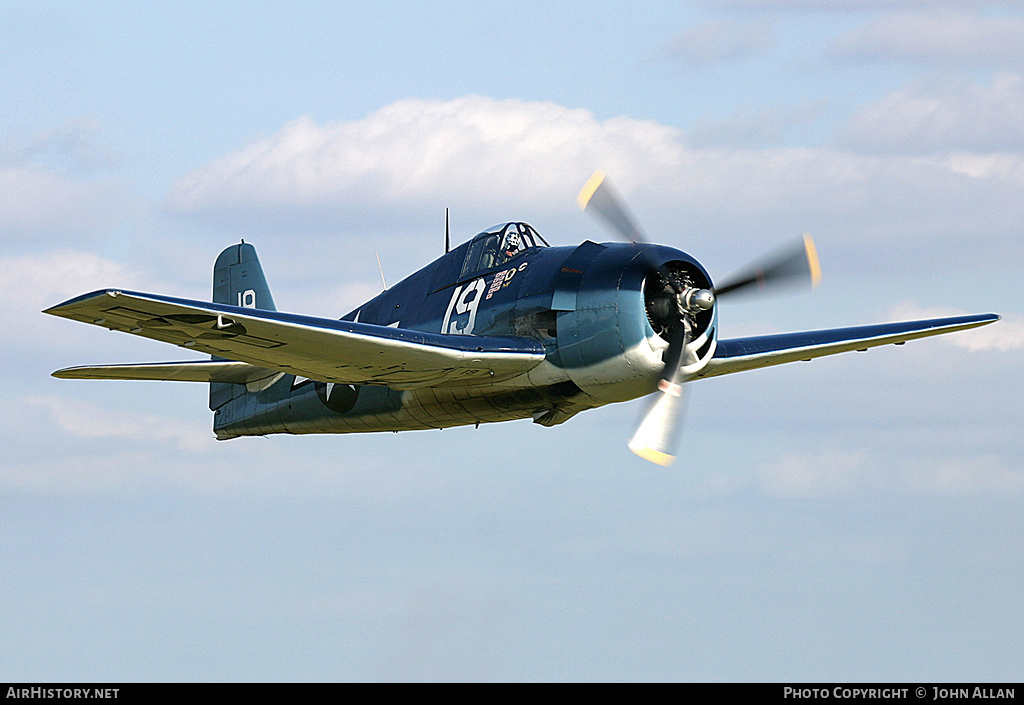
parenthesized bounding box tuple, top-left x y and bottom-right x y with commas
(212, 223, 717, 439)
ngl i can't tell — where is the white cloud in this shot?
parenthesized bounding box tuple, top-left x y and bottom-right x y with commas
(166, 96, 684, 230)
(833, 11, 1024, 63)
(899, 454, 1024, 495)
(758, 449, 875, 498)
(1, 117, 120, 172)
(26, 394, 211, 453)
(0, 250, 144, 351)
(887, 302, 1024, 351)
(656, 20, 775, 66)
(757, 447, 1024, 498)
(842, 72, 1024, 154)
(0, 448, 167, 495)
(941, 150, 1024, 179)
(0, 120, 130, 240)
(163, 95, 1024, 260)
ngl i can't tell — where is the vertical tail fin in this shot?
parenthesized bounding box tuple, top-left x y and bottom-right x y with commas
(212, 242, 277, 311)
(210, 242, 276, 414)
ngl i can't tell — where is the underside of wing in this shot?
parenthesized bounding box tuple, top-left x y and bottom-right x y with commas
(696, 313, 1000, 380)
(44, 290, 546, 389)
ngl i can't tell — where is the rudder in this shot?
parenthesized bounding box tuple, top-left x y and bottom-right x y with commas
(210, 242, 277, 415)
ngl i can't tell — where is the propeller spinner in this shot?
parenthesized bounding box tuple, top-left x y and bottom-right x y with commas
(578, 171, 821, 466)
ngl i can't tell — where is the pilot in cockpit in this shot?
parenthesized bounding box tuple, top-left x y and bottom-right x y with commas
(502, 228, 521, 260)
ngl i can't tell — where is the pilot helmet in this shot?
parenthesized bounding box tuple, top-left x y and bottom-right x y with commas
(504, 229, 521, 252)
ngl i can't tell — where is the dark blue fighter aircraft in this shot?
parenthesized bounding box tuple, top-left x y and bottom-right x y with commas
(45, 172, 998, 465)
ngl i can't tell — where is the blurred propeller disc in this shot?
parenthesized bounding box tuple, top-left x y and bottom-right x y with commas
(578, 171, 646, 244)
(714, 234, 821, 298)
(628, 323, 690, 466)
(576, 171, 821, 466)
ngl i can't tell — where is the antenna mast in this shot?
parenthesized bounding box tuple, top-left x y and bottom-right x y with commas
(445, 208, 450, 254)
(375, 252, 387, 291)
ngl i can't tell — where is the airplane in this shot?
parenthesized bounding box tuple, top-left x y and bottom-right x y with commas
(44, 172, 999, 466)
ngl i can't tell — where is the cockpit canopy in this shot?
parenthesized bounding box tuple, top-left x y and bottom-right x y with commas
(460, 222, 548, 278)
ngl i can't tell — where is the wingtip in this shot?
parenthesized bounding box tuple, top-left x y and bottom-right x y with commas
(577, 170, 607, 211)
(42, 289, 119, 317)
(963, 313, 1000, 326)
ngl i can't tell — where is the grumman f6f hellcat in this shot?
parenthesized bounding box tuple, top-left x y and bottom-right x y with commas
(45, 172, 999, 466)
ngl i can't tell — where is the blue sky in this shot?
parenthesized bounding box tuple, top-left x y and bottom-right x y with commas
(2, 0, 1023, 681)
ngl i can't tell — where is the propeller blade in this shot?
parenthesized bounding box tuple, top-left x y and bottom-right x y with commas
(578, 171, 692, 303)
(577, 171, 647, 245)
(576, 172, 824, 464)
(714, 234, 822, 298)
(628, 324, 689, 466)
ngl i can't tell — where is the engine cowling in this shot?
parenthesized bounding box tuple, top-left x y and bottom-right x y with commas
(554, 243, 717, 403)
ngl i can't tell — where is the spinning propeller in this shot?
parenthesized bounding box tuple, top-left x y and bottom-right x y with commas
(577, 171, 821, 466)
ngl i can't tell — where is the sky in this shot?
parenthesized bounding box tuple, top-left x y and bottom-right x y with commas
(2, 0, 1023, 682)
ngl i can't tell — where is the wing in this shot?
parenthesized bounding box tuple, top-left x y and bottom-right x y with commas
(44, 289, 546, 389)
(695, 313, 999, 379)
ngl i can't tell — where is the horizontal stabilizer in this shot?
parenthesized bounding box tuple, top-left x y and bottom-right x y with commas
(697, 313, 1000, 379)
(53, 360, 275, 384)
(44, 289, 546, 389)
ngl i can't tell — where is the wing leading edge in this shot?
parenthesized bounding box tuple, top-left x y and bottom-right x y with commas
(44, 289, 546, 389)
(696, 313, 1000, 380)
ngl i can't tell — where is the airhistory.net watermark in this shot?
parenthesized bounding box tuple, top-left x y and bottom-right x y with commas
(6, 689, 118, 700)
